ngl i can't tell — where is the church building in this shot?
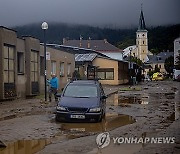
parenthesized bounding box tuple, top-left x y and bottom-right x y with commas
(123, 8, 153, 63)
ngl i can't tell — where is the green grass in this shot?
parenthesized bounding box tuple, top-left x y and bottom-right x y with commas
(119, 86, 142, 91)
(35, 95, 45, 99)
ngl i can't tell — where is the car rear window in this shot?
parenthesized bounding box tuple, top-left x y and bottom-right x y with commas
(63, 85, 98, 97)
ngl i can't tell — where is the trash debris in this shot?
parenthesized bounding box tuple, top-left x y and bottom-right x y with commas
(0, 140, 6, 148)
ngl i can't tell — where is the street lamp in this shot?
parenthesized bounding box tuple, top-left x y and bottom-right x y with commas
(41, 22, 48, 101)
(129, 47, 132, 85)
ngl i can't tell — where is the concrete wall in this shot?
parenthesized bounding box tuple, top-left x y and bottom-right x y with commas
(0, 28, 3, 99)
(0, 27, 17, 100)
(16, 38, 26, 98)
(24, 37, 40, 96)
(40, 45, 75, 92)
(93, 57, 120, 85)
(0, 26, 75, 99)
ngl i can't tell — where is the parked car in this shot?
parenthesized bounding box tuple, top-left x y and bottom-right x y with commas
(176, 74, 180, 82)
(152, 72, 164, 81)
(173, 69, 180, 81)
(56, 80, 107, 122)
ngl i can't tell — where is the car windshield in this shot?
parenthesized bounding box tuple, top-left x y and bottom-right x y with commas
(63, 85, 98, 97)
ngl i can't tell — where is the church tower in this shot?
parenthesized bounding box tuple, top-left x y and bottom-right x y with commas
(136, 7, 148, 62)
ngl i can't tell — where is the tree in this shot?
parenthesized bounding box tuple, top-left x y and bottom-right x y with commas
(164, 56, 174, 76)
(131, 57, 143, 66)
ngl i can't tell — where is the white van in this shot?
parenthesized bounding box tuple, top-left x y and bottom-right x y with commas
(173, 69, 180, 80)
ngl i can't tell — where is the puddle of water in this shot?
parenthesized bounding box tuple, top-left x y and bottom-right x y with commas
(107, 94, 149, 106)
(0, 139, 51, 154)
(59, 114, 135, 134)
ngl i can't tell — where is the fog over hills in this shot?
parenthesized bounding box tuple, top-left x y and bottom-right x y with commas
(13, 22, 180, 54)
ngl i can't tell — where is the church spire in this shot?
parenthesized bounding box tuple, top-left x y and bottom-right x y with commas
(138, 4, 146, 30)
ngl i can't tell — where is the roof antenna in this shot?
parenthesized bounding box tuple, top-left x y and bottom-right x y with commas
(141, 3, 143, 11)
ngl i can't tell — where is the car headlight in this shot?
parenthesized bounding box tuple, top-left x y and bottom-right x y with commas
(57, 106, 67, 111)
(89, 107, 101, 112)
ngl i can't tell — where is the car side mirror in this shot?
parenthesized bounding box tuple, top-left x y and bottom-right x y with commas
(101, 95, 107, 99)
(56, 93, 61, 97)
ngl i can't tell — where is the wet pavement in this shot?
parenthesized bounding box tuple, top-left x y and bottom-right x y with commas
(59, 113, 135, 133)
(0, 81, 180, 154)
(0, 139, 51, 154)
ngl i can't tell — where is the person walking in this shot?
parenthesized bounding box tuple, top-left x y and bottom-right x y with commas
(48, 74, 59, 102)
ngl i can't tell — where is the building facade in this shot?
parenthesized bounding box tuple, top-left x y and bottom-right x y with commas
(174, 37, 180, 68)
(145, 52, 174, 75)
(75, 53, 129, 85)
(0, 26, 75, 100)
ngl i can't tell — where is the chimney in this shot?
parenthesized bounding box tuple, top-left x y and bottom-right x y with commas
(88, 37, 91, 48)
(104, 39, 108, 43)
(63, 38, 67, 45)
(79, 35, 83, 47)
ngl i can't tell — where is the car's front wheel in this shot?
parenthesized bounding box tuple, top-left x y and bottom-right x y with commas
(96, 111, 104, 122)
(55, 114, 63, 122)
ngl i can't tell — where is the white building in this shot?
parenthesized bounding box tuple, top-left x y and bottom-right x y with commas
(123, 8, 153, 62)
(174, 37, 180, 67)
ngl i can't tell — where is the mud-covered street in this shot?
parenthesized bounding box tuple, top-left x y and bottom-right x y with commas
(0, 81, 180, 154)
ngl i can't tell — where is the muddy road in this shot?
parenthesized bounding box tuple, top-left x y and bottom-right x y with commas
(0, 81, 180, 154)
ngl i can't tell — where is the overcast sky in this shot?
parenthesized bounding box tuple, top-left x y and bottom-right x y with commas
(0, 0, 179, 28)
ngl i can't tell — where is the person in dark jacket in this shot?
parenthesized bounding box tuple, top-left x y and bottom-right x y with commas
(48, 74, 59, 102)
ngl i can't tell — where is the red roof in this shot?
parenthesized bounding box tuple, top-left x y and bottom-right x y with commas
(63, 39, 123, 53)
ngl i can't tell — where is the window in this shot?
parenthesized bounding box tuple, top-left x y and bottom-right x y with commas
(97, 68, 114, 80)
(17, 52, 24, 74)
(51, 61, 56, 75)
(67, 63, 71, 77)
(3, 45, 15, 83)
(133, 53, 135, 57)
(159, 65, 161, 69)
(60, 62, 65, 76)
(64, 85, 98, 97)
(40, 56, 44, 76)
(97, 72, 105, 80)
(106, 72, 114, 79)
(31, 51, 38, 82)
(142, 34, 145, 37)
(143, 41, 145, 44)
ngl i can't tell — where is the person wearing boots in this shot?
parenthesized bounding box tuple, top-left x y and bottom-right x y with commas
(48, 74, 59, 102)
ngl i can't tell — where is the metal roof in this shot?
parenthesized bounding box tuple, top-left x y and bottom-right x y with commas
(146, 52, 173, 64)
(75, 53, 97, 62)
